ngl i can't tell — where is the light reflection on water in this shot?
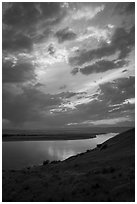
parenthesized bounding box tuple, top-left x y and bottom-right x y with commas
(2, 133, 118, 170)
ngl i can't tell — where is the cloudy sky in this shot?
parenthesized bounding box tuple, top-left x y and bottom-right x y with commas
(2, 2, 135, 130)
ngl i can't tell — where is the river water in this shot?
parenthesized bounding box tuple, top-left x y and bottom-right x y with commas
(2, 133, 118, 170)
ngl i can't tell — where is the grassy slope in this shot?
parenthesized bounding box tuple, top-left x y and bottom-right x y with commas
(2, 128, 135, 202)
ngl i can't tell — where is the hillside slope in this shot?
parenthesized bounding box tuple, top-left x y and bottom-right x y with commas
(2, 128, 135, 202)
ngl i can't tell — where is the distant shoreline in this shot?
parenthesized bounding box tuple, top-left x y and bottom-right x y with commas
(2, 133, 99, 142)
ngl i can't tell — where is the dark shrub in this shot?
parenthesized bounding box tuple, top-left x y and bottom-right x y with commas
(79, 152, 84, 156)
(50, 160, 60, 164)
(97, 144, 102, 148)
(43, 160, 50, 165)
(100, 144, 108, 150)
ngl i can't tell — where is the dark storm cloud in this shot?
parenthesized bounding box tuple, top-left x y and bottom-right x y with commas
(65, 76, 135, 125)
(55, 27, 77, 43)
(34, 29, 53, 44)
(62, 98, 109, 125)
(2, 2, 12, 16)
(73, 59, 128, 75)
(2, 76, 134, 127)
(115, 76, 135, 94)
(3, 3, 39, 31)
(2, 61, 36, 83)
(3, 3, 66, 32)
(125, 2, 135, 14)
(114, 2, 135, 15)
(73, 100, 133, 126)
(99, 76, 135, 105)
(40, 3, 66, 25)
(3, 2, 67, 52)
(111, 26, 134, 59)
(3, 30, 33, 52)
(69, 26, 135, 68)
(3, 86, 62, 124)
(71, 68, 79, 75)
(2, 2, 135, 129)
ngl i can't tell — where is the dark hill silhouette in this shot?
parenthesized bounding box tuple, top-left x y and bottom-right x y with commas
(3, 128, 135, 202)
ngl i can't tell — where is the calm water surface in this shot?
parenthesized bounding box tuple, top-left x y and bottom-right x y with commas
(3, 133, 117, 170)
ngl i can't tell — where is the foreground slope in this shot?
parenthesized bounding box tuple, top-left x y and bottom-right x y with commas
(2, 128, 135, 202)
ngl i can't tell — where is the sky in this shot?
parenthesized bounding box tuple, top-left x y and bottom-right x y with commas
(2, 2, 135, 130)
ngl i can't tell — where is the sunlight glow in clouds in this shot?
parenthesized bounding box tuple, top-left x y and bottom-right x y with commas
(2, 2, 135, 129)
(71, 5, 105, 20)
(77, 25, 114, 43)
(33, 42, 69, 68)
